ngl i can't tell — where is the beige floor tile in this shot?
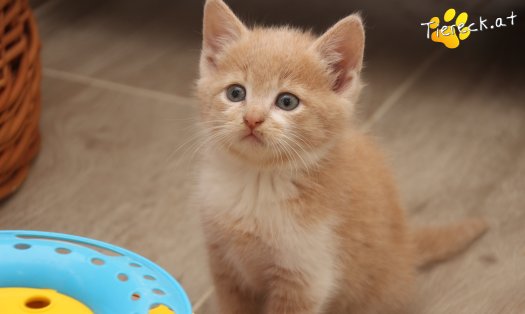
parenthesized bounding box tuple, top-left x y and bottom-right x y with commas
(374, 47, 524, 221)
(370, 44, 525, 312)
(195, 296, 217, 314)
(33, 0, 202, 97)
(0, 76, 211, 302)
(412, 151, 525, 314)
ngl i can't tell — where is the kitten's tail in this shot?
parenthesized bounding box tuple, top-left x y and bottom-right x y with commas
(412, 218, 488, 268)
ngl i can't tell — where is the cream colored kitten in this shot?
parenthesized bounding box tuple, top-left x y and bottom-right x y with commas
(195, 1, 487, 313)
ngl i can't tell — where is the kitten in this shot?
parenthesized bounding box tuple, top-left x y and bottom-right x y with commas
(195, 0, 488, 313)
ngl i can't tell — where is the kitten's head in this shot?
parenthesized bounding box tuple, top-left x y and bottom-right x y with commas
(197, 0, 364, 169)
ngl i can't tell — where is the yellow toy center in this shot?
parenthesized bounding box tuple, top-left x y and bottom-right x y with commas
(0, 288, 176, 314)
(0, 288, 93, 313)
(150, 304, 176, 314)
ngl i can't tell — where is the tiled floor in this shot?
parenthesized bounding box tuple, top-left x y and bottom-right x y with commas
(2, 0, 525, 313)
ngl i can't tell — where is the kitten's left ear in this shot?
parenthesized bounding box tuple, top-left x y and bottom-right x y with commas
(201, 0, 247, 71)
(312, 14, 365, 94)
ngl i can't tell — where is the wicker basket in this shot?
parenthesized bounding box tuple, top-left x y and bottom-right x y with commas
(0, 0, 41, 199)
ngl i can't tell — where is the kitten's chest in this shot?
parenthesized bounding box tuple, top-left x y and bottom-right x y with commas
(198, 162, 336, 291)
(198, 162, 299, 232)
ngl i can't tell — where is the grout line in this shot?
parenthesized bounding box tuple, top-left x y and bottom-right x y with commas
(192, 286, 214, 313)
(42, 67, 197, 105)
(361, 49, 444, 131)
(30, 0, 61, 13)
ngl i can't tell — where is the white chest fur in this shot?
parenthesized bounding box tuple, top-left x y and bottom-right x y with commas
(197, 154, 338, 306)
(198, 156, 298, 234)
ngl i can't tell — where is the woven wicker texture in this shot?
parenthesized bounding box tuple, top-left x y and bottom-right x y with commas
(0, 0, 41, 199)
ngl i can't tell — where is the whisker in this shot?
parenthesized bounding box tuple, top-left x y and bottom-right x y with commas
(281, 134, 310, 176)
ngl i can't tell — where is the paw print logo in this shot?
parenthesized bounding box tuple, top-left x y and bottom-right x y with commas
(429, 8, 471, 49)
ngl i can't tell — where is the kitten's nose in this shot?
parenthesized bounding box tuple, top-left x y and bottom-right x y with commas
(243, 113, 265, 130)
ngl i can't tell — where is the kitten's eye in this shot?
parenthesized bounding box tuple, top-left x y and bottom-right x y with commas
(276, 93, 300, 111)
(226, 84, 246, 102)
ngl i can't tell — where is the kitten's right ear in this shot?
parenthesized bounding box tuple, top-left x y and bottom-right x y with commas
(201, 0, 246, 71)
(312, 14, 365, 94)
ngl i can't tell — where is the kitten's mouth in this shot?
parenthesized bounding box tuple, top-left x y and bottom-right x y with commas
(241, 132, 264, 145)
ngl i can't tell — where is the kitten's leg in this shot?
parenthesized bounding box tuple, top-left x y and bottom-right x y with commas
(208, 247, 259, 314)
(264, 266, 328, 314)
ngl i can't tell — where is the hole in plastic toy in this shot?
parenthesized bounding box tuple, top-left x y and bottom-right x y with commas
(144, 274, 156, 281)
(152, 288, 166, 296)
(55, 247, 71, 254)
(131, 292, 141, 301)
(117, 273, 129, 282)
(16, 234, 122, 256)
(130, 262, 142, 268)
(25, 296, 51, 309)
(91, 258, 105, 266)
(14, 243, 31, 250)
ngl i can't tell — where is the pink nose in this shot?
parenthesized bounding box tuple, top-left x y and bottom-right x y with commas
(243, 114, 265, 130)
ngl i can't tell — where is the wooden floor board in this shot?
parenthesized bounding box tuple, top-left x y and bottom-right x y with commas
(0, 77, 211, 303)
(372, 45, 525, 313)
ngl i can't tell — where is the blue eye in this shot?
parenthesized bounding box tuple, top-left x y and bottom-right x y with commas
(276, 93, 300, 111)
(226, 84, 246, 102)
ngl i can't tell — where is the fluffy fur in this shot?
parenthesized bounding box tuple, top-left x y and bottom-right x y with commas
(194, 1, 487, 313)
